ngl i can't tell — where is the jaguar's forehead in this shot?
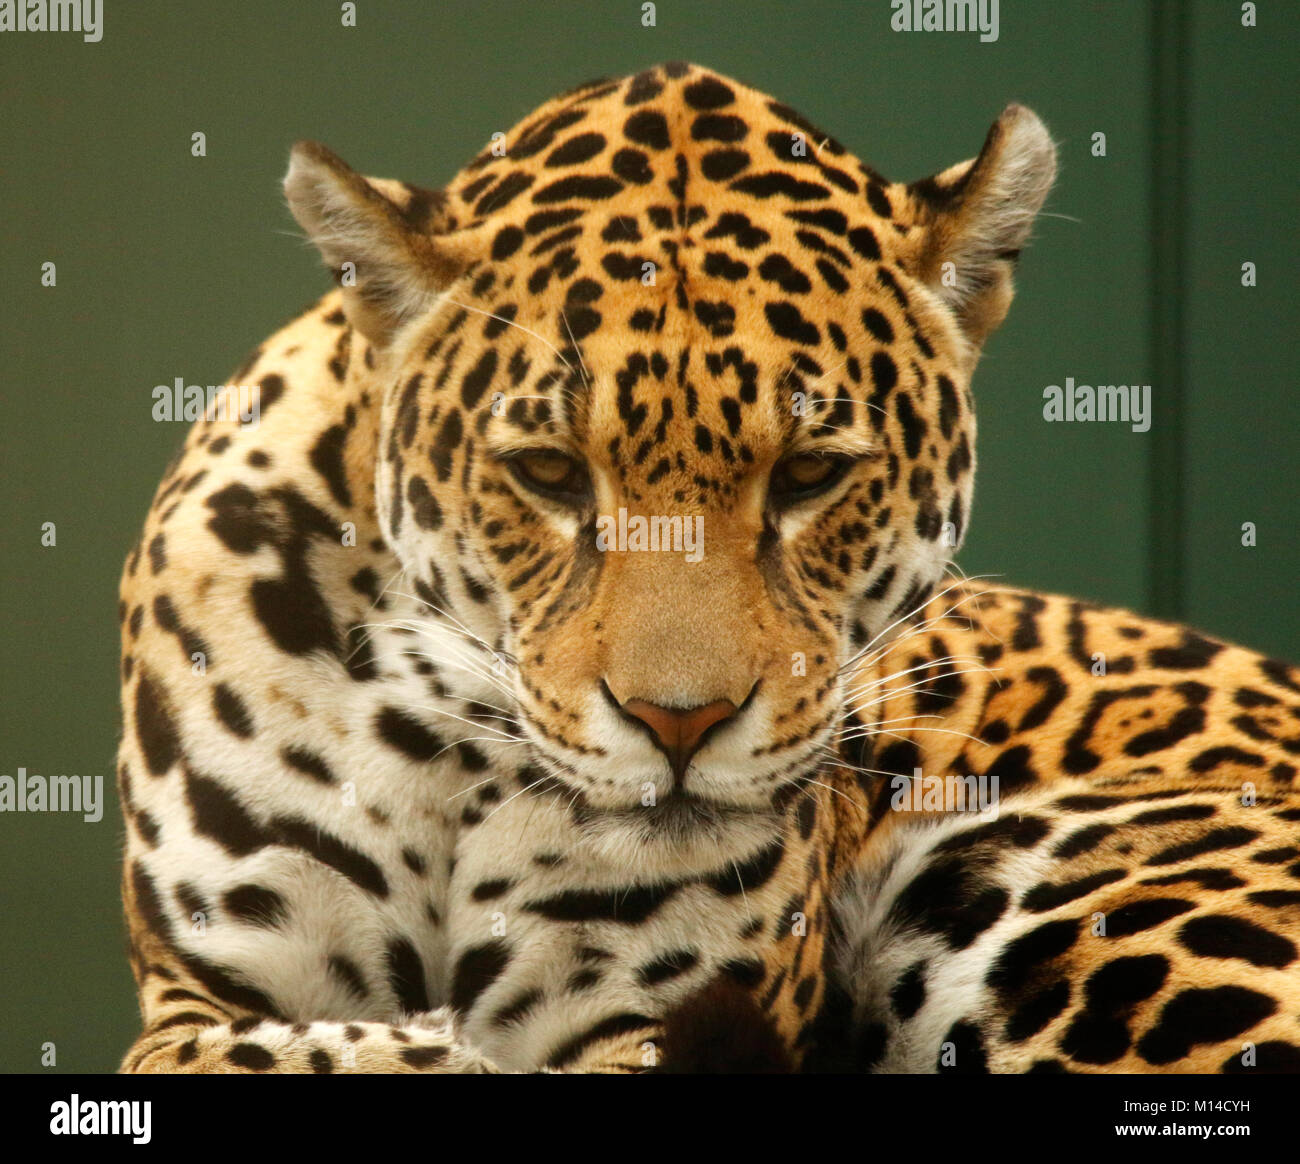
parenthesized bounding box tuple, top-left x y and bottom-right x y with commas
(413, 62, 958, 482)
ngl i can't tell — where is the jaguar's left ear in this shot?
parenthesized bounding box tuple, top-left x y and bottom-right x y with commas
(907, 104, 1057, 349)
(284, 141, 472, 347)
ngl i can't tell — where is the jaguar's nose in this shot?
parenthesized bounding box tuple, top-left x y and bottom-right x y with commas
(617, 696, 739, 780)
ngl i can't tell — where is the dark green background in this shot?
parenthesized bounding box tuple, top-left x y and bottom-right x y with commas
(1, 1, 1294, 1073)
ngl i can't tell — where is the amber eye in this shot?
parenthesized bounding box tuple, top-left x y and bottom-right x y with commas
(769, 453, 853, 503)
(506, 451, 591, 502)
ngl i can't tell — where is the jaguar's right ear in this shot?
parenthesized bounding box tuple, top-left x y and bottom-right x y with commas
(284, 141, 470, 348)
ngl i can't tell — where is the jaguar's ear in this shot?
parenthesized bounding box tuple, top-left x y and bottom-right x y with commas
(284, 141, 467, 347)
(907, 105, 1057, 349)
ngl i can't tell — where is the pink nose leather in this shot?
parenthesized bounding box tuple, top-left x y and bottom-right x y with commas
(620, 698, 738, 778)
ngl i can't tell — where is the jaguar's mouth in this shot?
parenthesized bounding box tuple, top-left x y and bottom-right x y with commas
(566, 784, 787, 872)
(599, 787, 740, 832)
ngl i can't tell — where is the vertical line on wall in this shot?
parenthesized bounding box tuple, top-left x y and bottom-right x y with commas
(1148, 0, 1190, 619)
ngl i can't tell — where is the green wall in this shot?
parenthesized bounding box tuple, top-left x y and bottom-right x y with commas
(0, 0, 1294, 1073)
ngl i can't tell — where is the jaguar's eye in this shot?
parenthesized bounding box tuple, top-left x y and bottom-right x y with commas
(506, 451, 591, 502)
(769, 453, 854, 503)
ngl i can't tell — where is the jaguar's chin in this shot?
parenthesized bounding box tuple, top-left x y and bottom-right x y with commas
(571, 789, 785, 876)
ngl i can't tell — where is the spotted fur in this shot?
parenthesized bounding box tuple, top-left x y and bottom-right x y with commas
(116, 63, 1300, 1073)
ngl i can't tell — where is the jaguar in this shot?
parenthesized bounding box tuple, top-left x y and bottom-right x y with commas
(116, 62, 1300, 1073)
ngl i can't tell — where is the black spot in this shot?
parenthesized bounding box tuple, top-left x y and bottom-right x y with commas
(1252, 847, 1300, 865)
(476, 171, 533, 215)
(638, 949, 699, 986)
(281, 746, 337, 786)
(703, 211, 770, 249)
(1189, 745, 1265, 773)
(895, 392, 926, 458)
(1142, 867, 1245, 891)
(376, 707, 445, 762)
(890, 963, 926, 1020)
(492, 225, 524, 260)
(407, 476, 444, 530)
(450, 940, 512, 1012)
(533, 174, 624, 203)
(1005, 980, 1070, 1042)
(524, 882, 680, 924)
(764, 301, 820, 345)
(987, 919, 1079, 997)
(400, 1045, 449, 1069)
(1149, 632, 1223, 670)
(703, 251, 749, 281)
(492, 988, 544, 1027)
(269, 815, 389, 898)
(1104, 897, 1195, 937)
(624, 110, 670, 150)
(860, 308, 894, 343)
(461, 349, 498, 409)
(624, 70, 664, 106)
(694, 300, 735, 337)
(471, 878, 512, 901)
(612, 147, 654, 184)
(1021, 868, 1127, 913)
(564, 305, 602, 340)
(847, 226, 880, 260)
(701, 149, 750, 181)
(796, 795, 817, 840)
(866, 183, 893, 218)
(731, 171, 830, 201)
(692, 114, 747, 142)
(1178, 914, 1296, 968)
(1137, 986, 1277, 1065)
(212, 684, 254, 738)
(328, 954, 369, 999)
(545, 131, 607, 166)
(387, 938, 431, 1012)
(935, 814, 1051, 854)
(683, 75, 735, 109)
(309, 424, 351, 507)
(892, 857, 1009, 950)
(226, 1043, 275, 1071)
(1051, 823, 1116, 860)
(545, 1012, 658, 1069)
(1145, 826, 1260, 866)
(431, 409, 463, 483)
(706, 841, 784, 896)
(1059, 1009, 1132, 1065)
(222, 883, 287, 927)
(135, 672, 182, 776)
(256, 373, 286, 415)
(758, 253, 812, 294)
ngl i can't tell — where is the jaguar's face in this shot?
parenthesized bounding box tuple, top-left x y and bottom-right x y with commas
(285, 64, 1055, 854)
(380, 300, 969, 836)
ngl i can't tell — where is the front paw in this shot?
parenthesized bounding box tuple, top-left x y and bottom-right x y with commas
(657, 976, 795, 1074)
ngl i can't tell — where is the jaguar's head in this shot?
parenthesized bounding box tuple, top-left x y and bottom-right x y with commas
(285, 64, 1055, 860)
